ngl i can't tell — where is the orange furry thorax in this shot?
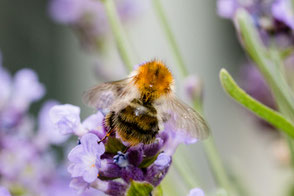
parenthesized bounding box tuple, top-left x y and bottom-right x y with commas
(132, 60, 174, 102)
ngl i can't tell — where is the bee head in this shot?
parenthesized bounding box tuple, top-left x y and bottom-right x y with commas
(132, 60, 174, 101)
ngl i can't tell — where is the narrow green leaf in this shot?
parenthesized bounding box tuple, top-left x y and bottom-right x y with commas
(220, 69, 294, 139)
(126, 181, 153, 196)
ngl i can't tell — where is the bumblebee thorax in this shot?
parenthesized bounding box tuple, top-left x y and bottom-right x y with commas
(132, 60, 174, 102)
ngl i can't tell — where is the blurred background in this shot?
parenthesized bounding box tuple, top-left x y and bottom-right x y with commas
(0, 0, 291, 195)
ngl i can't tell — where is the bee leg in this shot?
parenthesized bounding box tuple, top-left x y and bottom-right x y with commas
(98, 128, 115, 144)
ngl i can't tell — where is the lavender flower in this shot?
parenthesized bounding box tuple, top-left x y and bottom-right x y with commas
(50, 104, 105, 136)
(68, 133, 105, 183)
(218, 0, 294, 47)
(48, 0, 145, 50)
(0, 67, 45, 132)
(50, 102, 200, 195)
(188, 188, 205, 196)
(184, 75, 203, 103)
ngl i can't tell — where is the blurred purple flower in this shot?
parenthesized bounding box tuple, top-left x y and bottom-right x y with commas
(0, 187, 11, 196)
(218, 0, 294, 47)
(240, 64, 278, 129)
(68, 133, 105, 183)
(188, 188, 205, 196)
(184, 75, 203, 103)
(0, 68, 45, 132)
(272, 0, 294, 30)
(48, 0, 145, 50)
(50, 104, 83, 135)
(217, 0, 238, 18)
(35, 100, 70, 149)
(11, 69, 45, 111)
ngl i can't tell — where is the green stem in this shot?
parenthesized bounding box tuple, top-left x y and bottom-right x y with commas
(173, 153, 200, 188)
(102, 0, 133, 71)
(152, 0, 188, 77)
(203, 137, 234, 195)
(153, 0, 234, 194)
(220, 69, 294, 138)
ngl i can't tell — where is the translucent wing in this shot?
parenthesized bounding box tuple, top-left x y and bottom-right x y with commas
(157, 95, 209, 140)
(83, 78, 131, 109)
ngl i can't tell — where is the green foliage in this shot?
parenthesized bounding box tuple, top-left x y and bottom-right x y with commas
(220, 69, 294, 138)
(126, 181, 153, 196)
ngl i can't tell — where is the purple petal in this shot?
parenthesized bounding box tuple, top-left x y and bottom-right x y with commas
(83, 166, 99, 182)
(127, 145, 143, 166)
(49, 0, 85, 23)
(82, 111, 105, 134)
(105, 181, 128, 196)
(99, 159, 121, 178)
(272, 0, 294, 30)
(0, 187, 11, 196)
(163, 122, 198, 155)
(217, 0, 238, 18)
(188, 188, 205, 196)
(121, 165, 144, 182)
(49, 104, 82, 135)
(69, 177, 90, 195)
(38, 100, 69, 145)
(154, 153, 171, 168)
(81, 133, 105, 155)
(146, 154, 172, 186)
(68, 145, 84, 162)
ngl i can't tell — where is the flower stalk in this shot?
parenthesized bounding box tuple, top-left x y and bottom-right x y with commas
(236, 9, 294, 168)
(152, 0, 188, 77)
(102, 0, 134, 72)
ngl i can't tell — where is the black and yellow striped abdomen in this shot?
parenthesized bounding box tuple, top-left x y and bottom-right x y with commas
(105, 99, 159, 145)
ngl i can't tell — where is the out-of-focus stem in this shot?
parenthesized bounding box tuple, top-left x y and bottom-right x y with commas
(153, 0, 234, 194)
(102, 0, 133, 72)
(152, 0, 188, 76)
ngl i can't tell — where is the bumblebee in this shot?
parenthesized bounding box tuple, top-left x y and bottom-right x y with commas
(83, 60, 209, 146)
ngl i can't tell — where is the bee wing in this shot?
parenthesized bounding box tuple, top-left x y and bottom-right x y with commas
(83, 78, 131, 109)
(157, 95, 209, 140)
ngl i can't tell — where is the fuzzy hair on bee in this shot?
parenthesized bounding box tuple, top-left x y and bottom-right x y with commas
(83, 60, 209, 146)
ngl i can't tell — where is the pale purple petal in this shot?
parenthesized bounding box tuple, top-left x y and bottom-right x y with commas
(83, 166, 99, 182)
(82, 111, 104, 134)
(49, 0, 85, 23)
(38, 100, 69, 145)
(49, 104, 82, 135)
(69, 177, 90, 195)
(68, 145, 84, 162)
(188, 188, 205, 196)
(163, 122, 198, 155)
(154, 153, 171, 168)
(0, 187, 11, 196)
(217, 0, 238, 18)
(11, 69, 45, 111)
(68, 133, 105, 183)
(272, 0, 294, 30)
(81, 133, 105, 155)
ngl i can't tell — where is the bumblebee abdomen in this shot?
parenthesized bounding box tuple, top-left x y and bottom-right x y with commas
(105, 100, 159, 145)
